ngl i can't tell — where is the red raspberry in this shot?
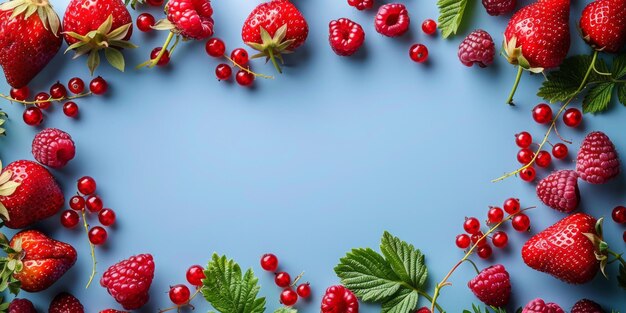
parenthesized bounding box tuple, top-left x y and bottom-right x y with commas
(167, 0, 214, 40)
(467, 264, 511, 307)
(576, 131, 620, 184)
(416, 308, 431, 313)
(100, 254, 155, 310)
(329, 18, 365, 56)
(32, 128, 76, 169)
(522, 298, 565, 313)
(8, 298, 36, 313)
(347, 0, 373, 10)
(49, 292, 85, 313)
(482, 0, 516, 16)
(321, 285, 359, 313)
(375, 3, 410, 37)
(458, 29, 495, 68)
(571, 299, 605, 313)
(536, 170, 580, 213)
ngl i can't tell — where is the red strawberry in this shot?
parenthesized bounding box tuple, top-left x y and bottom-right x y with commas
(100, 254, 155, 310)
(536, 170, 580, 213)
(571, 299, 605, 313)
(242, 0, 308, 73)
(522, 213, 600, 284)
(580, 0, 626, 53)
(467, 264, 511, 307)
(8, 298, 36, 313)
(49, 292, 84, 313)
(166, 0, 214, 40)
(576, 131, 620, 184)
(0, 0, 62, 88)
(502, 0, 571, 104)
(0, 160, 64, 229)
(63, 0, 135, 74)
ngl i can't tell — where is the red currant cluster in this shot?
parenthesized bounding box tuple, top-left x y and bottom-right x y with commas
(160, 265, 206, 312)
(611, 205, 626, 243)
(206, 38, 272, 87)
(260, 253, 312, 307)
(6, 77, 107, 126)
(408, 19, 437, 64)
(455, 198, 531, 259)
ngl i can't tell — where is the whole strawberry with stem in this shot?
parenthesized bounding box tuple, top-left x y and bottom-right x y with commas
(63, 0, 136, 74)
(502, 0, 571, 105)
(0, 0, 62, 88)
(242, 0, 308, 73)
(580, 0, 626, 53)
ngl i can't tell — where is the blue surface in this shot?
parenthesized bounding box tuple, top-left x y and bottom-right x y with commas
(1, 0, 626, 311)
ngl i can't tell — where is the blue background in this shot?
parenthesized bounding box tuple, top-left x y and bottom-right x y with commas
(1, 0, 625, 311)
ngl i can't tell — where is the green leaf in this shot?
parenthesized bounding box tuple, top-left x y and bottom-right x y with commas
(538, 55, 608, 103)
(104, 48, 125, 72)
(274, 308, 297, 313)
(612, 54, 626, 79)
(617, 84, 626, 106)
(437, 0, 468, 38)
(583, 82, 614, 114)
(380, 231, 427, 289)
(87, 51, 101, 75)
(381, 288, 418, 313)
(618, 263, 626, 291)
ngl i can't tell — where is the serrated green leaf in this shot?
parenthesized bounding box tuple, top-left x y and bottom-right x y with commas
(380, 231, 427, 289)
(538, 55, 608, 103)
(104, 48, 125, 72)
(274, 308, 297, 313)
(618, 84, 626, 106)
(612, 54, 626, 79)
(583, 82, 614, 114)
(437, 0, 468, 38)
(618, 263, 626, 291)
(381, 288, 418, 313)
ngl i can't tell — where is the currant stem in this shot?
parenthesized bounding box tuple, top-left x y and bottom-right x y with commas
(81, 210, 97, 289)
(224, 55, 274, 79)
(0, 92, 92, 106)
(158, 287, 201, 313)
(506, 66, 523, 105)
(140, 31, 174, 69)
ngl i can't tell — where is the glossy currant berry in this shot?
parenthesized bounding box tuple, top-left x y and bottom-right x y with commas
(409, 44, 428, 63)
(63, 101, 79, 118)
(23, 107, 43, 126)
(563, 108, 582, 127)
(552, 143, 568, 159)
(515, 132, 532, 148)
(463, 217, 481, 234)
(532, 103, 552, 124)
(236, 70, 254, 86)
(206, 38, 226, 57)
(512, 214, 531, 231)
(49, 81, 67, 99)
(503, 198, 520, 214)
(275, 272, 291, 288)
(215, 64, 232, 81)
(260, 253, 279, 272)
(151, 48, 170, 66)
(231, 48, 249, 66)
(68, 77, 85, 94)
(535, 150, 552, 168)
(60, 210, 80, 228)
(456, 234, 471, 249)
(145, 0, 164, 6)
(492, 231, 508, 248)
(471, 232, 488, 247)
(10, 86, 29, 101)
(169, 284, 191, 305)
(517, 148, 534, 164)
(85, 195, 103, 213)
(34, 92, 51, 109)
(89, 76, 108, 95)
(280, 289, 298, 306)
(612, 206, 626, 224)
(421, 19, 437, 35)
(137, 13, 155, 32)
(69, 195, 85, 210)
(487, 207, 504, 224)
(477, 245, 492, 259)
(519, 166, 536, 182)
(77, 176, 97, 195)
(186, 265, 206, 286)
(297, 283, 311, 298)
(98, 208, 116, 226)
(88, 226, 108, 245)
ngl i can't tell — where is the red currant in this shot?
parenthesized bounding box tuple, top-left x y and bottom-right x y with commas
(552, 143, 568, 160)
(34, 92, 51, 109)
(512, 214, 531, 231)
(215, 64, 232, 81)
(463, 217, 481, 234)
(186, 265, 206, 286)
(517, 148, 534, 164)
(623, 230, 626, 243)
(206, 38, 226, 57)
(86, 195, 103, 213)
(60, 210, 80, 228)
(515, 131, 533, 148)
(471, 232, 488, 247)
(416, 307, 432, 313)
(88, 226, 107, 245)
(63, 101, 79, 118)
(563, 108, 582, 127)
(49, 81, 67, 99)
(89, 76, 108, 95)
(409, 44, 428, 63)
(231, 48, 249, 66)
(260, 253, 278, 272)
(151, 48, 170, 66)
(612, 206, 626, 224)
(77, 176, 97, 195)
(455, 234, 471, 249)
(137, 13, 155, 32)
(476, 245, 492, 259)
(23, 107, 43, 126)
(296, 283, 311, 298)
(535, 150, 552, 168)
(10, 86, 29, 101)
(532, 103, 553, 124)
(280, 289, 298, 306)
(487, 207, 504, 224)
(169, 284, 191, 305)
(503, 198, 520, 214)
(68, 77, 85, 94)
(519, 166, 536, 182)
(236, 70, 254, 86)
(492, 231, 508, 248)
(421, 19, 437, 35)
(69, 195, 85, 210)
(275, 272, 291, 287)
(145, 0, 164, 6)
(98, 208, 116, 226)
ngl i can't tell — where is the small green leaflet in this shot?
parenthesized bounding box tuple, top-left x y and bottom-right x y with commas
(437, 0, 469, 38)
(0, 109, 6, 136)
(463, 304, 520, 313)
(274, 308, 297, 313)
(618, 263, 626, 291)
(334, 231, 428, 313)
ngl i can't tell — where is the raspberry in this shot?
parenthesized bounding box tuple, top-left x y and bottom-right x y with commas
(167, 0, 214, 40)
(482, 0, 516, 16)
(329, 18, 365, 56)
(49, 292, 85, 313)
(522, 298, 565, 313)
(347, 0, 373, 10)
(32, 128, 76, 169)
(416, 308, 431, 313)
(321, 285, 359, 313)
(576, 131, 620, 184)
(375, 3, 410, 37)
(8, 298, 36, 313)
(468, 264, 511, 307)
(537, 170, 580, 213)
(100, 254, 155, 310)
(571, 299, 605, 313)
(458, 29, 495, 68)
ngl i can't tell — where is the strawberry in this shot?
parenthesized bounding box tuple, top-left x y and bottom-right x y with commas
(0, 160, 64, 229)
(49, 292, 84, 313)
(242, 0, 308, 73)
(0, 0, 62, 88)
(580, 0, 626, 53)
(62, 0, 136, 74)
(522, 213, 600, 284)
(502, 0, 571, 104)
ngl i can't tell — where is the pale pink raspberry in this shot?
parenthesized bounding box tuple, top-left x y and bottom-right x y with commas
(536, 170, 580, 213)
(576, 131, 620, 184)
(458, 30, 495, 67)
(31, 128, 76, 169)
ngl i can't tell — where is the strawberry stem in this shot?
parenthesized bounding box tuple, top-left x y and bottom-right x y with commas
(506, 66, 523, 105)
(0, 92, 92, 106)
(81, 209, 97, 289)
(267, 49, 282, 74)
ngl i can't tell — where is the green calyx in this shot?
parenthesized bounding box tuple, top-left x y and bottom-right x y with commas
(0, 160, 20, 222)
(502, 36, 544, 74)
(64, 15, 138, 75)
(246, 25, 295, 74)
(0, 0, 60, 36)
(0, 233, 23, 295)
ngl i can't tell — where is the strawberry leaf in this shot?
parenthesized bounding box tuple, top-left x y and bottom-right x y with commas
(583, 82, 614, 114)
(104, 48, 125, 72)
(381, 288, 418, 313)
(0, 109, 6, 137)
(437, 0, 469, 38)
(537, 55, 607, 103)
(274, 308, 296, 313)
(618, 263, 626, 291)
(618, 84, 626, 106)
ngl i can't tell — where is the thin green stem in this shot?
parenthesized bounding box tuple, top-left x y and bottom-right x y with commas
(0, 92, 92, 106)
(267, 49, 282, 74)
(159, 287, 201, 312)
(506, 66, 524, 105)
(224, 55, 274, 79)
(81, 210, 97, 288)
(168, 35, 181, 57)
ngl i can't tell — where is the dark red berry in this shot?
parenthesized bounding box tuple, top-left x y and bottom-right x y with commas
(512, 214, 530, 231)
(535, 150, 552, 168)
(375, 3, 410, 37)
(206, 38, 226, 57)
(88, 226, 107, 245)
(464, 217, 481, 234)
(477, 245, 492, 259)
(137, 13, 156, 32)
(169, 284, 190, 305)
(612, 206, 626, 224)
(215, 64, 232, 81)
(456, 234, 471, 249)
(275, 272, 291, 287)
(623, 230, 626, 243)
(552, 143, 568, 159)
(146, 0, 164, 6)
(492, 231, 508, 248)
(409, 44, 428, 63)
(86, 195, 103, 213)
(186, 265, 206, 286)
(471, 232, 488, 247)
(280, 289, 298, 306)
(10, 86, 29, 101)
(487, 207, 504, 224)
(457, 29, 495, 67)
(34, 92, 51, 109)
(296, 283, 311, 298)
(503, 198, 520, 214)
(260, 253, 278, 272)
(23, 107, 43, 126)
(328, 18, 365, 56)
(236, 70, 254, 86)
(63, 101, 79, 118)
(532, 103, 552, 124)
(70, 195, 85, 210)
(98, 208, 116, 226)
(519, 167, 536, 182)
(68, 77, 85, 94)
(517, 148, 534, 164)
(60, 210, 80, 228)
(151, 48, 170, 66)
(77, 176, 97, 195)
(231, 48, 249, 66)
(515, 132, 532, 148)
(89, 76, 108, 95)
(421, 19, 437, 35)
(49, 81, 67, 99)
(563, 108, 582, 127)
(347, 0, 373, 10)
